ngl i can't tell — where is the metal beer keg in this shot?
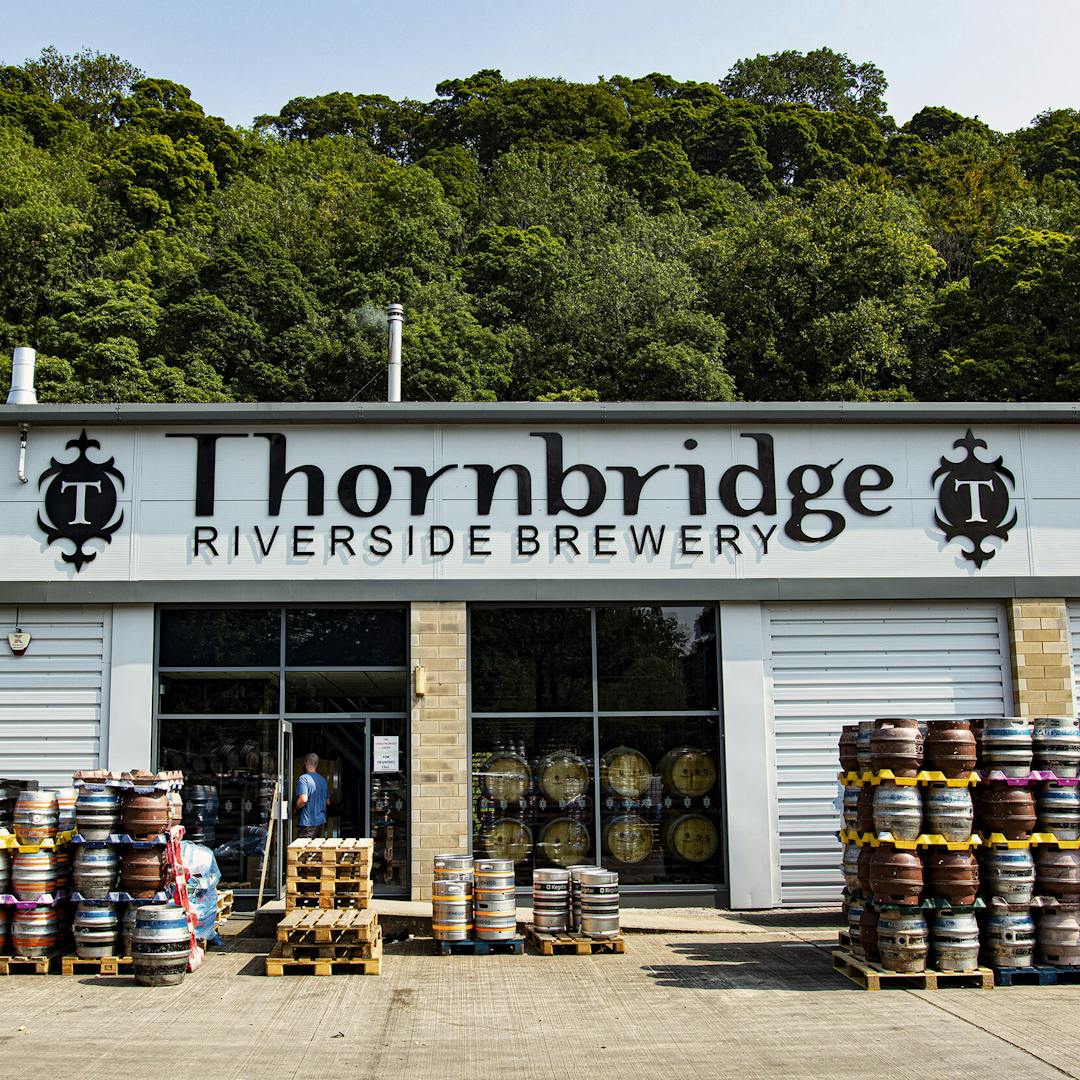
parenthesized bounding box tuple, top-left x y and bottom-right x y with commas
(75, 790, 121, 841)
(473, 857, 516, 941)
(73, 846, 120, 899)
(132, 904, 190, 986)
(532, 867, 570, 932)
(74, 902, 122, 959)
(579, 869, 619, 940)
(931, 911, 980, 972)
(1033, 716, 1080, 777)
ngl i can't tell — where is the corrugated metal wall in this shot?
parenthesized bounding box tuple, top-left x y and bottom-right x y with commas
(767, 602, 1010, 905)
(0, 606, 110, 790)
(1068, 603, 1080, 707)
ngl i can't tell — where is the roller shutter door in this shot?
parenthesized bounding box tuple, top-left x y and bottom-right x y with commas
(767, 603, 1010, 905)
(1068, 603, 1080, 705)
(0, 606, 110, 790)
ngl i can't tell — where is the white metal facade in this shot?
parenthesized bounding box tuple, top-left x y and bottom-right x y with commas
(0, 605, 110, 790)
(766, 602, 1011, 905)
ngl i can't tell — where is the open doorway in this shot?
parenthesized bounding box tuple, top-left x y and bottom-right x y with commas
(286, 721, 367, 842)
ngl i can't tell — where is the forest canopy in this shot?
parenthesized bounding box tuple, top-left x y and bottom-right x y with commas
(1, 45, 1079, 404)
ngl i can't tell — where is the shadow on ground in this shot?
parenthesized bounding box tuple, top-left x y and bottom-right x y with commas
(643, 940, 846, 991)
(731, 910, 844, 929)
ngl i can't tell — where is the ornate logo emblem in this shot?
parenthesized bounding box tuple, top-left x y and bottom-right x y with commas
(932, 429, 1016, 569)
(37, 430, 124, 571)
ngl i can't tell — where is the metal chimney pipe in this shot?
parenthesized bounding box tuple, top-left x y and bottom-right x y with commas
(386, 304, 403, 403)
(7, 347, 38, 406)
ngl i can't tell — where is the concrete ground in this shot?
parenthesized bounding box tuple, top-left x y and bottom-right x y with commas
(2, 910, 1079, 1080)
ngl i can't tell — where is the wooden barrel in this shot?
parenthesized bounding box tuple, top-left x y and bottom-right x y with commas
(480, 753, 531, 803)
(600, 748, 651, 799)
(657, 748, 717, 798)
(661, 814, 718, 863)
(538, 752, 590, 802)
(483, 819, 532, 864)
(538, 817, 590, 867)
(602, 814, 653, 864)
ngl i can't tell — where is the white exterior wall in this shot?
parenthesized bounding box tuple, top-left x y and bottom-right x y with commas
(766, 602, 1011, 905)
(105, 605, 155, 772)
(0, 605, 110, 789)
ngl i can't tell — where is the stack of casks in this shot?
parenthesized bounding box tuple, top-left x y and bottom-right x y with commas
(976, 717, 1080, 970)
(532, 864, 621, 939)
(840, 714, 1080, 976)
(7, 789, 68, 958)
(474, 858, 517, 941)
(71, 775, 179, 966)
(432, 854, 473, 942)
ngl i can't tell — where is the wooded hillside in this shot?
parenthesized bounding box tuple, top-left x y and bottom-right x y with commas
(2, 46, 1079, 403)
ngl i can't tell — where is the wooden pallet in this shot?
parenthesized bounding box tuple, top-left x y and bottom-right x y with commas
(838, 929, 852, 950)
(290, 863, 372, 882)
(264, 943, 381, 976)
(524, 925, 625, 956)
(277, 907, 379, 947)
(992, 964, 1080, 987)
(832, 949, 994, 990)
(436, 936, 524, 956)
(286, 837, 373, 867)
(0, 954, 57, 975)
(61, 955, 133, 976)
(280, 929, 383, 960)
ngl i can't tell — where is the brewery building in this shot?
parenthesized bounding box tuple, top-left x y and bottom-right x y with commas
(1, 373, 1077, 907)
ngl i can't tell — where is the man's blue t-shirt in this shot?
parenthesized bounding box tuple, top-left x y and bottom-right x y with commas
(296, 771, 328, 827)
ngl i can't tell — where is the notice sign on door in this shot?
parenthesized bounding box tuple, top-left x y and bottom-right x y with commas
(373, 735, 399, 773)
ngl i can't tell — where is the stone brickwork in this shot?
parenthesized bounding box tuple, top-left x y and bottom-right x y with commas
(409, 601, 469, 901)
(1008, 599, 1075, 718)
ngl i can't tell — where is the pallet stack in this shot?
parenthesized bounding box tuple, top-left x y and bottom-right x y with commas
(266, 837, 380, 976)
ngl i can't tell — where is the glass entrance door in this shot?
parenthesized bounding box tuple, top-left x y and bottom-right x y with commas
(284, 720, 369, 846)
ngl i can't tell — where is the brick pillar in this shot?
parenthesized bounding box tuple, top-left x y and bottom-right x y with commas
(1008, 599, 1076, 719)
(409, 601, 469, 901)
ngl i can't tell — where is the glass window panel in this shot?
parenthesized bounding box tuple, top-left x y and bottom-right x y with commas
(159, 609, 279, 668)
(596, 605, 718, 711)
(472, 716, 595, 887)
(157, 717, 278, 893)
(370, 717, 408, 892)
(286, 608, 407, 667)
(158, 672, 278, 715)
(597, 715, 723, 885)
(284, 671, 406, 713)
(471, 607, 592, 713)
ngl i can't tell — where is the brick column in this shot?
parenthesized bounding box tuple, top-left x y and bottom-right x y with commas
(409, 601, 470, 901)
(1008, 599, 1076, 718)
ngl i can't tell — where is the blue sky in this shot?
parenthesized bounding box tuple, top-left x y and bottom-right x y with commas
(3, 0, 1079, 132)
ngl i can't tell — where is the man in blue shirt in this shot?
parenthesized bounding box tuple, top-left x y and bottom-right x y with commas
(295, 753, 329, 839)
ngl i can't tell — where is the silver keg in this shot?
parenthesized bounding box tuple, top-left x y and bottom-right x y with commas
(1035, 847, 1080, 900)
(877, 910, 928, 973)
(75, 790, 122, 841)
(74, 901, 122, 959)
(532, 867, 570, 932)
(132, 904, 190, 986)
(579, 868, 620, 940)
(1038, 908, 1080, 966)
(872, 782, 922, 840)
(432, 881, 472, 942)
(474, 857, 517, 941)
(73, 846, 120, 899)
(980, 717, 1034, 777)
(923, 785, 973, 841)
(14, 790, 58, 845)
(985, 910, 1036, 968)
(1033, 716, 1080, 777)
(841, 844, 860, 893)
(1037, 783, 1080, 840)
(567, 864, 598, 932)
(433, 853, 474, 882)
(12, 850, 60, 901)
(54, 788, 77, 833)
(981, 848, 1036, 905)
(931, 911, 980, 972)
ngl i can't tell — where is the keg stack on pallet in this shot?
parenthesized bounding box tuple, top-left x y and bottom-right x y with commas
(432, 854, 525, 955)
(0, 785, 76, 974)
(266, 838, 380, 975)
(526, 864, 625, 955)
(63, 770, 185, 977)
(836, 716, 1080, 990)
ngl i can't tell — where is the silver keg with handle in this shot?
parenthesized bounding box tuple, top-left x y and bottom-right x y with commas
(567, 864, 598, 933)
(931, 911, 980, 972)
(74, 901, 122, 959)
(532, 867, 570, 933)
(132, 904, 190, 986)
(432, 854, 474, 942)
(73, 846, 120, 899)
(1033, 716, 1080, 777)
(579, 868, 620, 940)
(75, 790, 121, 841)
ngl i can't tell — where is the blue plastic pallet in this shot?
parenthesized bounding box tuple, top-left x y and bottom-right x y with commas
(992, 964, 1080, 986)
(435, 936, 524, 956)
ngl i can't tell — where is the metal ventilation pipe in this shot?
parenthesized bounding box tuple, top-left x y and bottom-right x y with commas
(7, 347, 38, 406)
(386, 303, 403, 403)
